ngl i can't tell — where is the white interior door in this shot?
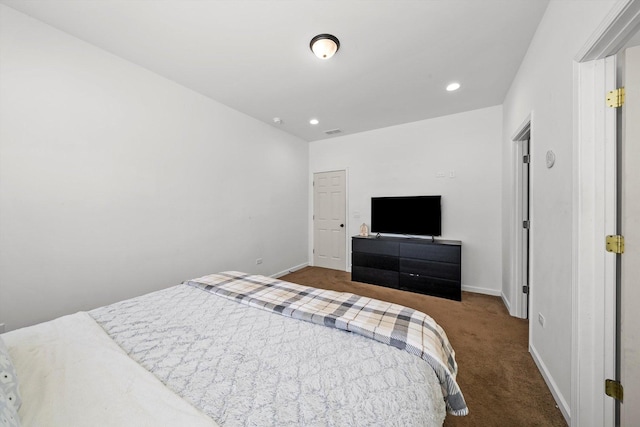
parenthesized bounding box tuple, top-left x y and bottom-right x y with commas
(620, 44, 640, 426)
(511, 121, 531, 320)
(313, 170, 346, 271)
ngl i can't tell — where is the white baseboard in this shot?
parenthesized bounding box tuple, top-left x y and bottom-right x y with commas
(270, 262, 309, 279)
(501, 291, 512, 312)
(461, 285, 501, 297)
(530, 344, 571, 425)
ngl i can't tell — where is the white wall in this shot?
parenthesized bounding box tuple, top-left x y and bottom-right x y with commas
(501, 0, 618, 421)
(309, 105, 503, 295)
(0, 5, 308, 331)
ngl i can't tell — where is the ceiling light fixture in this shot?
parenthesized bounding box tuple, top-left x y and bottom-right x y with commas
(446, 82, 461, 92)
(310, 118, 319, 125)
(310, 34, 340, 60)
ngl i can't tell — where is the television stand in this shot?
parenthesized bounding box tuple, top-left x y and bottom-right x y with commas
(351, 235, 462, 301)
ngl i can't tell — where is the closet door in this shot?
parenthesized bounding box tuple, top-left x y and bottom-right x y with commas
(313, 170, 346, 271)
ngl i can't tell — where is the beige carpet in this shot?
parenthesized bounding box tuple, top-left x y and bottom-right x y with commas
(280, 267, 567, 427)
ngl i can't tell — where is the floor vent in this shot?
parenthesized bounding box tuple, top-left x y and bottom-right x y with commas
(324, 128, 342, 135)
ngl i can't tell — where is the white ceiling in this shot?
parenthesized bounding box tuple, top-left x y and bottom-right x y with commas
(1, 0, 549, 142)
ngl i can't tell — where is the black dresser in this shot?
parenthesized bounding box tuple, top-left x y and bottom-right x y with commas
(351, 235, 462, 301)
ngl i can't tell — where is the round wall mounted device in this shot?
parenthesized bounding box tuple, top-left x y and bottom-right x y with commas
(546, 150, 556, 168)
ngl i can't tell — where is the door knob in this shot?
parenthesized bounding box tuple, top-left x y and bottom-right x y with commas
(340, 224, 344, 227)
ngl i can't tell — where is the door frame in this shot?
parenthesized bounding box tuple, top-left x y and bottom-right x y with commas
(310, 169, 349, 271)
(573, 1, 640, 425)
(511, 116, 532, 320)
(619, 43, 640, 427)
(573, 53, 617, 427)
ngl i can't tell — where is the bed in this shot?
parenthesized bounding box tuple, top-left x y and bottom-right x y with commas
(1, 271, 467, 426)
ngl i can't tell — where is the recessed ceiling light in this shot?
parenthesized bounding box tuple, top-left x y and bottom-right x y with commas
(446, 82, 461, 92)
(310, 118, 319, 125)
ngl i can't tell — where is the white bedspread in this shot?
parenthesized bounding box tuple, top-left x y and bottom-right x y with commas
(2, 312, 219, 427)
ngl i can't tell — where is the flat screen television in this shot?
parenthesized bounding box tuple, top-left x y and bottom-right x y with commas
(371, 195, 441, 237)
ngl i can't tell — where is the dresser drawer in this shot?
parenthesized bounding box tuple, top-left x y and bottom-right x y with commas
(352, 266, 399, 288)
(399, 242, 460, 263)
(352, 252, 399, 271)
(399, 273, 461, 301)
(400, 258, 461, 281)
(352, 238, 399, 256)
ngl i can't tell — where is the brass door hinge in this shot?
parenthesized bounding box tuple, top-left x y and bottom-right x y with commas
(605, 379, 624, 402)
(606, 235, 625, 254)
(606, 87, 625, 108)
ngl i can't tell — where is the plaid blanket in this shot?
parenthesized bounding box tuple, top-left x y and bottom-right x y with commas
(187, 271, 468, 416)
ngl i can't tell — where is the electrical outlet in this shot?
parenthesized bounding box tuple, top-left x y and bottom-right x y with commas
(449, 170, 456, 178)
(256, 258, 263, 265)
(538, 313, 545, 328)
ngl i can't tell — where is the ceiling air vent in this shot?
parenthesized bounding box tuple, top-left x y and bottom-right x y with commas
(324, 128, 342, 135)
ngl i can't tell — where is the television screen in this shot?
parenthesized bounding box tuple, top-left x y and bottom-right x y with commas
(371, 195, 441, 236)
